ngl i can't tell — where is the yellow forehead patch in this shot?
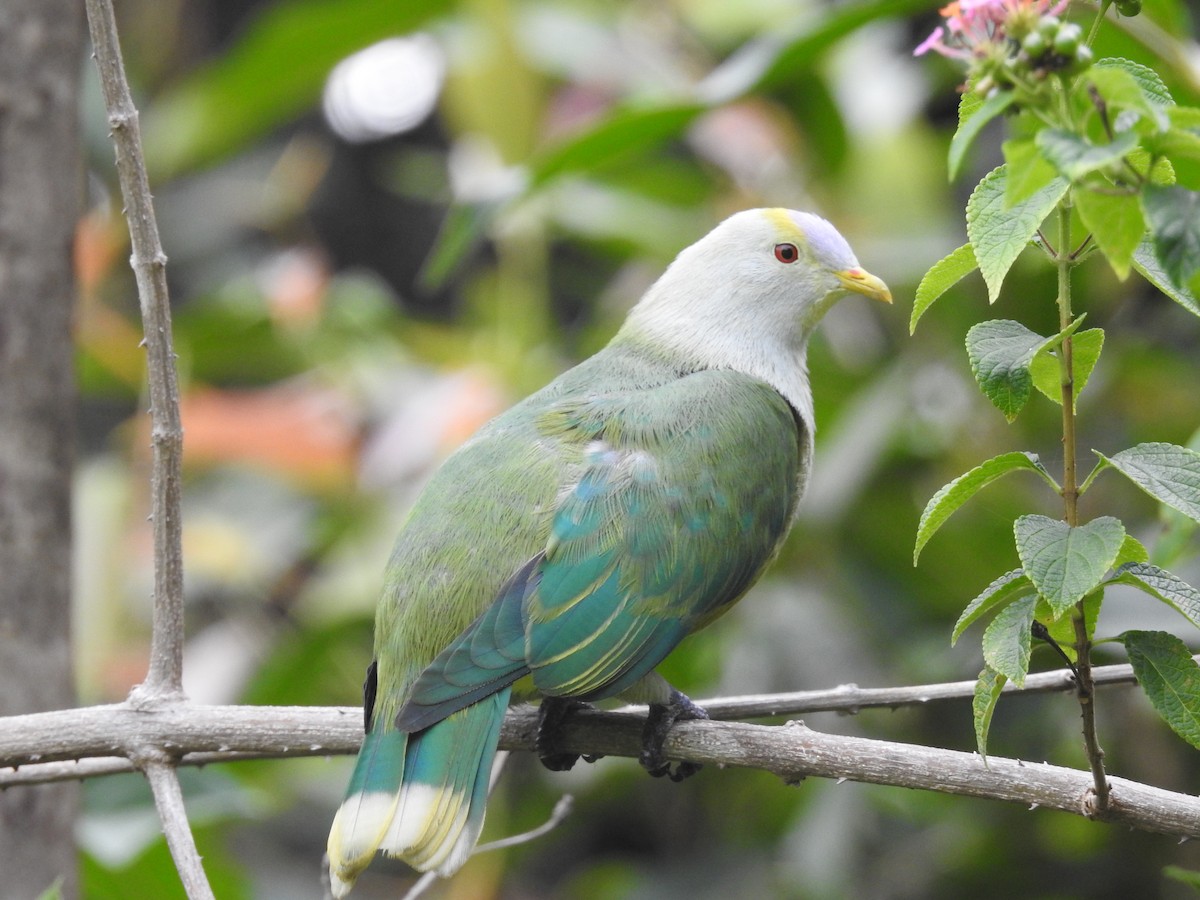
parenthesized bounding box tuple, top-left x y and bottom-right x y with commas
(764, 208, 806, 245)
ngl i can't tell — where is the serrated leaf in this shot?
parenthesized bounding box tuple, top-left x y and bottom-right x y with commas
(1014, 515, 1126, 617)
(1123, 629, 1200, 750)
(952, 569, 1036, 644)
(1002, 138, 1059, 207)
(1073, 189, 1145, 280)
(950, 89, 1015, 181)
(1146, 127, 1200, 164)
(965, 320, 1043, 420)
(1098, 443, 1200, 525)
(1114, 534, 1151, 567)
(1143, 185, 1200, 288)
(1036, 129, 1139, 181)
(983, 594, 1038, 686)
(966, 166, 1069, 302)
(1112, 562, 1200, 631)
(1132, 236, 1200, 316)
(911, 243, 978, 333)
(917, 453, 1054, 563)
(973, 665, 1007, 762)
(1085, 61, 1172, 132)
(1035, 590, 1101, 659)
(966, 318, 1082, 420)
(1090, 60, 1171, 136)
(1029, 328, 1104, 408)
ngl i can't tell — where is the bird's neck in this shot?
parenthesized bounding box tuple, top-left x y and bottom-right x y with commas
(613, 309, 817, 436)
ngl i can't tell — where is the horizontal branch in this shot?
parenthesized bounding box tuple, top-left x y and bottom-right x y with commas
(0, 664, 1109, 780)
(1, 691, 1197, 839)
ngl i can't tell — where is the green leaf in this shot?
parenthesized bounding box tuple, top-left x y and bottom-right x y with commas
(1002, 138, 1059, 207)
(1014, 515, 1126, 617)
(1073, 189, 1145, 280)
(966, 166, 1069, 302)
(973, 665, 1007, 762)
(1146, 126, 1200, 164)
(746, 0, 936, 95)
(1098, 443, 1200, 525)
(1035, 591, 1101, 657)
(965, 318, 1082, 420)
(1112, 562, 1200, 631)
(143, 0, 452, 176)
(1114, 534, 1151, 567)
(1122, 629, 1200, 750)
(910, 243, 978, 333)
(1029, 328, 1104, 408)
(1086, 60, 1172, 131)
(1164, 866, 1200, 890)
(950, 90, 1016, 181)
(1143, 185, 1200, 288)
(983, 594, 1038, 686)
(1132, 236, 1200, 317)
(418, 202, 499, 291)
(916, 453, 1054, 563)
(531, 103, 707, 187)
(952, 569, 1036, 644)
(1035, 129, 1139, 181)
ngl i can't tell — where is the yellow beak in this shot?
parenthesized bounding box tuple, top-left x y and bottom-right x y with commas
(836, 267, 892, 304)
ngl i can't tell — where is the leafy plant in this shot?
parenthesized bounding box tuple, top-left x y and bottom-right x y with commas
(911, 0, 1200, 789)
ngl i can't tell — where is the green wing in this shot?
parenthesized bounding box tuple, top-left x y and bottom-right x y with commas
(396, 369, 803, 730)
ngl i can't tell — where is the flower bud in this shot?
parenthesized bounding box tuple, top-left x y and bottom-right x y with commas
(1053, 22, 1082, 57)
(1037, 16, 1062, 39)
(1022, 31, 1049, 60)
(1069, 43, 1095, 73)
(1115, 0, 1141, 16)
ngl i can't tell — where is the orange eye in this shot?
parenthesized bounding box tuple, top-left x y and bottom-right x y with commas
(774, 243, 799, 264)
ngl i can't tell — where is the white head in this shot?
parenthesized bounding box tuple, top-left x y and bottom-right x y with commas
(619, 208, 890, 422)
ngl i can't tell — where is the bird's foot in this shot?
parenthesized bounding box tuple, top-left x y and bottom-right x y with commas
(640, 689, 708, 782)
(536, 696, 603, 771)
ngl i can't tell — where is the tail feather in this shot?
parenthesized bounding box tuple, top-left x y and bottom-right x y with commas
(327, 730, 408, 897)
(327, 689, 510, 894)
(383, 689, 509, 875)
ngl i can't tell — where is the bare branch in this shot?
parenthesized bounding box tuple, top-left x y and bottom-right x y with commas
(140, 761, 217, 900)
(475, 794, 575, 854)
(693, 661, 1138, 719)
(84, 0, 185, 704)
(2, 698, 1200, 840)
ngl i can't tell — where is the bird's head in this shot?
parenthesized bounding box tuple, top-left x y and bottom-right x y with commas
(618, 208, 890, 415)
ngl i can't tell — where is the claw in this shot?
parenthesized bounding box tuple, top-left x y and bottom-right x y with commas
(640, 688, 708, 781)
(536, 697, 598, 771)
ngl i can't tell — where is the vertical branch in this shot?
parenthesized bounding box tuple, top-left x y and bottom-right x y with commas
(1055, 201, 1110, 809)
(84, 0, 186, 701)
(84, 1, 212, 895)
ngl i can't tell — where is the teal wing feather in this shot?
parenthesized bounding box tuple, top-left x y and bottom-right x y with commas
(525, 370, 802, 699)
(397, 368, 803, 721)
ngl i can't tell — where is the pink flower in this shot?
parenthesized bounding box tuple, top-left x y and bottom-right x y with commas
(914, 0, 1067, 59)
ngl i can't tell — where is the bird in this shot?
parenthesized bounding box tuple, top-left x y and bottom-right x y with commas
(326, 208, 891, 895)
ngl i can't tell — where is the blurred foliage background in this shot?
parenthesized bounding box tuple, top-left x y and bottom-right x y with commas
(74, 0, 1200, 897)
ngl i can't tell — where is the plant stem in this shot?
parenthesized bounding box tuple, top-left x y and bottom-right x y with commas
(1055, 200, 1110, 809)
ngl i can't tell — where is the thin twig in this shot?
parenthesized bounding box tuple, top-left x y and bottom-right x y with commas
(140, 761, 217, 900)
(84, 0, 186, 704)
(475, 794, 575, 854)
